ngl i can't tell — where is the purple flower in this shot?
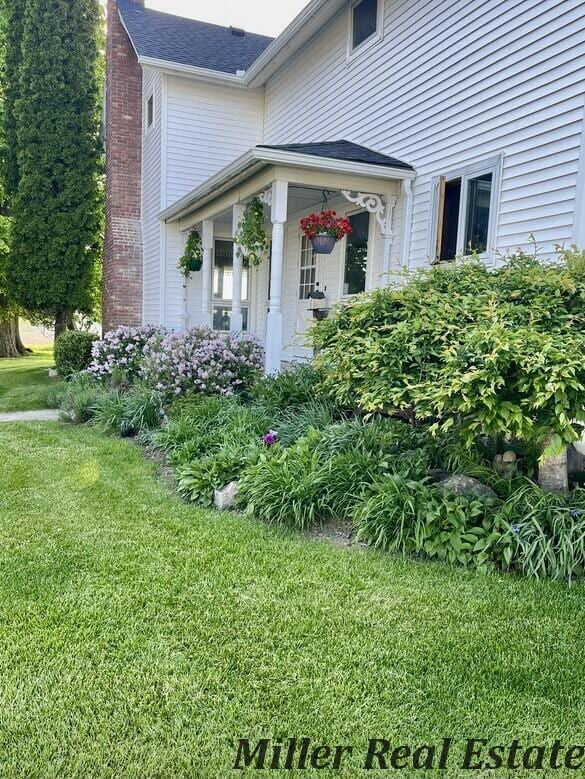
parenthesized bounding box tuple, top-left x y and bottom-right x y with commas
(511, 524, 521, 535)
(263, 430, 279, 446)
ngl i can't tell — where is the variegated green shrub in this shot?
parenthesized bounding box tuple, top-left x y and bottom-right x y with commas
(313, 250, 585, 459)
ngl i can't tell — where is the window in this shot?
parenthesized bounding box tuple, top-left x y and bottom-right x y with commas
(146, 95, 154, 129)
(433, 158, 501, 262)
(350, 0, 381, 53)
(298, 235, 317, 300)
(465, 174, 493, 255)
(343, 211, 369, 295)
(212, 240, 249, 331)
(437, 179, 462, 262)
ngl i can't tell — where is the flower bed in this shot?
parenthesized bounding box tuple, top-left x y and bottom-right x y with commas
(55, 357, 585, 582)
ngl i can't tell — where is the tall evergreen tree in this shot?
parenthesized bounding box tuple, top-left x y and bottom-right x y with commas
(6, 0, 102, 338)
(2, 0, 24, 201)
(0, 0, 27, 357)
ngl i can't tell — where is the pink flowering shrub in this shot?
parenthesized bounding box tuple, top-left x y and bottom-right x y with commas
(88, 325, 166, 382)
(141, 327, 264, 397)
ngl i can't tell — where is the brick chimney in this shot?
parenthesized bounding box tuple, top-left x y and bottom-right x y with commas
(103, 0, 144, 332)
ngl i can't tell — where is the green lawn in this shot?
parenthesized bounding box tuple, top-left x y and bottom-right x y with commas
(0, 417, 584, 777)
(0, 347, 59, 412)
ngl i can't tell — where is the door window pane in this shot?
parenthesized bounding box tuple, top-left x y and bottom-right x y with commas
(343, 211, 369, 295)
(465, 173, 493, 254)
(439, 178, 461, 262)
(352, 0, 378, 49)
(299, 236, 317, 300)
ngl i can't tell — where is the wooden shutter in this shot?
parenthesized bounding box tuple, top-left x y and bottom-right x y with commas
(435, 176, 446, 261)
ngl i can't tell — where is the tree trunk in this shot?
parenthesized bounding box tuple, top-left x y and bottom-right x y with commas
(538, 435, 569, 492)
(14, 323, 29, 354)
(55, 310, 68, 340)
(0, 316, 27, 358)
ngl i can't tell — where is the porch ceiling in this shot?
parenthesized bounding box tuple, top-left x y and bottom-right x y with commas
(207, 185, 356, 235)
(161, 142, 415, 228)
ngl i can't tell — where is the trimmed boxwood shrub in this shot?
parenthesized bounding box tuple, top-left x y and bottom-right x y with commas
(54, 331, 98, 378)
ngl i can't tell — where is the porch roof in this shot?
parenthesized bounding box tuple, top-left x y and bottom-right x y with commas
(161, 141, 415, 225)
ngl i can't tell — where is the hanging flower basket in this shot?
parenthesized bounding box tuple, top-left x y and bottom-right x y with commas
(300, 210, 352, 255)
(311, 235, 337, 254)
(235, 197, 269, 267)
(178, 229, 203, 278)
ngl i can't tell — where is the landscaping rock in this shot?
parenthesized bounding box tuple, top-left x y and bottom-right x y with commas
(494, 450, 517, 477)
(214, 481, 239, 511)
(440, 474, 497, 501)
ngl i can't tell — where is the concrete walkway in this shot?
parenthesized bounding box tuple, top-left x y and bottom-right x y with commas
(0, 410, 61, 423)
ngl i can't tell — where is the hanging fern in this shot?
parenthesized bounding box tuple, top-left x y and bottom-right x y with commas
(178, 229, 203, 277)
(235, 197, 269, 267)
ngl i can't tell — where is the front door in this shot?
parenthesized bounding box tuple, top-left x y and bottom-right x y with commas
(293, 234, 323, 360)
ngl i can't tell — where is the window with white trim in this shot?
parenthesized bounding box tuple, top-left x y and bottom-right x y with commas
(343, 211, 369, 295)
(212, 240, 249, 332)
(431, 157, 502, 262)
(146, 95, 154, 130)
(349, 0, 382, 55)
(298, 235, 317, 300)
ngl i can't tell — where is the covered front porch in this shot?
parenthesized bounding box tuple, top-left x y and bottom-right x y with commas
(161, 141, 415, 373)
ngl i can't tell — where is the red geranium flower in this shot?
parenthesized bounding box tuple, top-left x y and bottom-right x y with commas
(300, 210, 353, 241)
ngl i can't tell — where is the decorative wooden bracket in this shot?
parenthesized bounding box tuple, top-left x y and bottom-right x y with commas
(342, 190, 399, 279)
(341, 190, 398, 239)
(258, 189, 273, 207)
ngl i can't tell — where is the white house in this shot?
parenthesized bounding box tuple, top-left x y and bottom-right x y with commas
(105, 0, 585, 372)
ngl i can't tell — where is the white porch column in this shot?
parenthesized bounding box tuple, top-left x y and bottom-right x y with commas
(265, 180, 288, 374)
(180, 231, 189, 331)
(231, 204, 245, 333)
(400, 179, 414, 271)
(180, 278, 188, 331)
(200, 219, 214, 328)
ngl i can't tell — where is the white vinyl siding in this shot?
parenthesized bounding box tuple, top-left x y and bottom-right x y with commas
(160, 77, 264, 325)
(164, 77, 265, 207)
(141, 67, 163, 323)
(264, 0, 585, 264)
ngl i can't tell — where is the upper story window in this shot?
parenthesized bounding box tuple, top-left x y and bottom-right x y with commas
(146, 95, 154, 130)
(431, 156, 502, 263)
(349, 0, 382, 56)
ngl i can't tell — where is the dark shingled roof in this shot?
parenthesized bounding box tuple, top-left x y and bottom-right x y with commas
(257, 140, 414, 170)
(117, 0, 274, 75)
